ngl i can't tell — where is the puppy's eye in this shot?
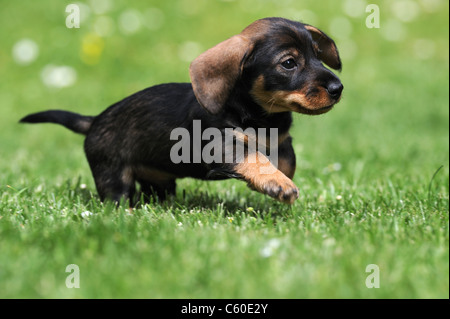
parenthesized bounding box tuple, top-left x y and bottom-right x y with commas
(281, 58, 297, 70)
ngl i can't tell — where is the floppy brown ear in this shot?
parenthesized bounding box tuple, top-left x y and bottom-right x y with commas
(304, 24, 342, 71)
(189, 35, 252, 114)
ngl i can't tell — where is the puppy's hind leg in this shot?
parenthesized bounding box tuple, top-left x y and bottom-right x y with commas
(89, 163, 136, 205)
(138, 179, 176, 203)
(133, 167, 177, 203)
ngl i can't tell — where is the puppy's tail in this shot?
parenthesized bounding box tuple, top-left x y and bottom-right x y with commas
(19, 110, 95, 135)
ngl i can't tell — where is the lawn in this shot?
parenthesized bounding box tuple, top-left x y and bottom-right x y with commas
(0, 0, 448, 298)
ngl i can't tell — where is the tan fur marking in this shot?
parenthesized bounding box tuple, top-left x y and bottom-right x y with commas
(190, 35, 253, 114)
(121, 167, 135, 186)
(250, 76, 293, 113)
(231, 127, 290, 151)
(232, 129, 251, 145)
(240, 19, 273, 40)
(189, 18, 275, 114)
(304, 24, 341, 70)
(277, 157, 296, 179)
(234, 152, 298, 204)
(250, 75, 336, 115)
(278, 132, 291, 146)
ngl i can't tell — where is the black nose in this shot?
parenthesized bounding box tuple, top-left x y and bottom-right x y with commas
(326, 82, 343, 99)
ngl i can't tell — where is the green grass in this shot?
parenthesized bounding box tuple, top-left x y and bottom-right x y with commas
(0, 0, 448, 298)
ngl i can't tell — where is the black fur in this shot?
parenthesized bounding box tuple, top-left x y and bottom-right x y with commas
(20, 110, 94, 135)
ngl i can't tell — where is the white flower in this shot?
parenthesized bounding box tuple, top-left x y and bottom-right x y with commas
(118, 9, 142, 34)
(322, 162, 342, 174)
(41, 64, 77, 88)
(12, 38, 39, 65)
(259, 238, 281, 258)
(81, 211, 93, 219)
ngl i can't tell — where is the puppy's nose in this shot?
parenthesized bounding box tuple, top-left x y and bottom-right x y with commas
(326, 82, 343, 99)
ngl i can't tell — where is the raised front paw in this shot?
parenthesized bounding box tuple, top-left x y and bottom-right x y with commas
(261, 176, 299, 204)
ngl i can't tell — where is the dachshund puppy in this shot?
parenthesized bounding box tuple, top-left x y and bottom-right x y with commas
(20, 17, 343, 205)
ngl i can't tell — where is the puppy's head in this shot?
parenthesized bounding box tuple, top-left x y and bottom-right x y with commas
(190, 17, 343, 115)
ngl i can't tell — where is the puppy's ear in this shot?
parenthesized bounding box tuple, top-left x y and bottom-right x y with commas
(304, 24, 342, 71)
(189, 35, 252, 114)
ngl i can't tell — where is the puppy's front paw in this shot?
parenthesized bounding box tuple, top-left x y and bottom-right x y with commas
(262, 176, 299, 204)
(234, 153, 299, 204)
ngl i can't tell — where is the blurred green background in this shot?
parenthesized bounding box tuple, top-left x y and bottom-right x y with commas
(0, 0, 448, 298)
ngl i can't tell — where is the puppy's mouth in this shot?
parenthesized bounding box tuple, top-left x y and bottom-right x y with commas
(250, 80, 342, 115)
(291, 89, 343, 115)
(292, 102, 334, 115)
(285, 88, 342, 115)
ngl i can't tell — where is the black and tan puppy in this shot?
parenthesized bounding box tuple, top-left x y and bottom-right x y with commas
(20, 17, 343, 205)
